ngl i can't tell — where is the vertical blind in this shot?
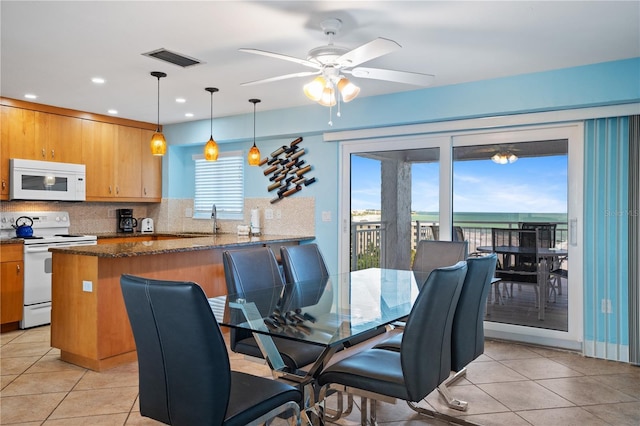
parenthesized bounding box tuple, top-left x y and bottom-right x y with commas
(193, 151, 244, 219)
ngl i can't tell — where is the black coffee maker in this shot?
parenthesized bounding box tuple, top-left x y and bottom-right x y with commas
(117, 209, 137, 233)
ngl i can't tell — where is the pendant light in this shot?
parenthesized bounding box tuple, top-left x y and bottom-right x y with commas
(247, 99, 261, 166)
(204, 87, 219, 161)
(150, 71, 167, 156)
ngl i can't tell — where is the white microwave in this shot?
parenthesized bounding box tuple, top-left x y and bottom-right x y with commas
(10, 158, 86, 201)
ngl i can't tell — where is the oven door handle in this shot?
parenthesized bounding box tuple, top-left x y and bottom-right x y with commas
(24, 246, 52, 253)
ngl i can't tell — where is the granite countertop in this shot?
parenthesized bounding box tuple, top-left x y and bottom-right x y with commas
(49, 234, 315, 258)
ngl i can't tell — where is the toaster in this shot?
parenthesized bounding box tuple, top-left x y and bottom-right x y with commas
(139, 218, 154, 233)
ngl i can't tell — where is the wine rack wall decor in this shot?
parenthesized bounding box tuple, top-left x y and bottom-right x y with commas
(260, 136, 316, 204)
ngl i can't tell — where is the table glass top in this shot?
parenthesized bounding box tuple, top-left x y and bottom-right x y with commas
(213, 268, 419, 347)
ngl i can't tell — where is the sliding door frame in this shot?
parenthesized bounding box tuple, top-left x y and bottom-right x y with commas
(337, 120, 584, 350)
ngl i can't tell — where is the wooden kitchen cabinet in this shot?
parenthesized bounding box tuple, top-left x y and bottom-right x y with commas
(0, 244, 24, 329)
(2, 98, 160, 202)
(4, 109, 83, 164)
(34, 112, 83, 163)
(115, 126, 142, 199)
(1, 106, 36, 199)
(82, 120, 116, 198)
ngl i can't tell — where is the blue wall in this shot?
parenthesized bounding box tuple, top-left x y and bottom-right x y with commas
(164, 58, 639, 352)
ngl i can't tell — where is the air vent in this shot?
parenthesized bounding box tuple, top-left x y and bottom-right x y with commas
(142, 48, 203, 68)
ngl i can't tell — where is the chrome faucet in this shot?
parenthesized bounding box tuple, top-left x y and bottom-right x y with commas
(211, 204, 219, 234)
(211, 204, 220, 234)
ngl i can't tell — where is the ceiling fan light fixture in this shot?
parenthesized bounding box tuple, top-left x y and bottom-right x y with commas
(303, 76, 326, 101)
(337, 77, 360, 102)
(150, 71, 167, 156)
(248, 99, 261, 166)
(204, 87, 219, 161)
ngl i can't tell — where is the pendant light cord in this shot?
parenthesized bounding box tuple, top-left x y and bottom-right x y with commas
(156, 76, 160, 132)
(210, 91, 213, 137)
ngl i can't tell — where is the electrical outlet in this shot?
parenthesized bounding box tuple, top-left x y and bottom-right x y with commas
(185, 207, 193, 217)
(322, 211, 331, 222)
(82, 280, 93, 292)
(265, 209, 274, 220)
(108, 209, 116, 218)
(275, 209, 282, 220)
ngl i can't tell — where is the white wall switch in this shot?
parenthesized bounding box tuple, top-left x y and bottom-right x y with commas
(82, 280, 93, 292)
(322, 211, 331, 222)
(275, 209, 282, 220)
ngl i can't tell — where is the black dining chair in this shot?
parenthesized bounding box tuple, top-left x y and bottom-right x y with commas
(120, 274, 301, 426)
(279, 243, 329, 311)
(316, 261, 467, 425)
(373, 254, 497, 411)
(223, 247, 324, 370)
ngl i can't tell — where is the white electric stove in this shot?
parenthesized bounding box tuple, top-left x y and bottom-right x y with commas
(0, 211, 97, 328)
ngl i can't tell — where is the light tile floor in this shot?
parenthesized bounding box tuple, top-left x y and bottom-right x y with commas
(1, 326, 639, 425)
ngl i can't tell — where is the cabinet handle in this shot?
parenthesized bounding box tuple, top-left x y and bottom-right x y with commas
(16, 264, 20, 273)
(42, 148, 46, 158)
(116, 186, 120, 195)
(144, 187, 147, 195)
(2, 180, 5, 190)
(51, 149, 55, 159)
(109, 186, 112, 194)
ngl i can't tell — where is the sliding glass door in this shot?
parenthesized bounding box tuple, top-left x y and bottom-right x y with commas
(339, 123, 584, 349)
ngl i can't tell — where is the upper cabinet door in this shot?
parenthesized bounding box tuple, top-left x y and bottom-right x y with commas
(115, 126, 142, 198)
(82, 120, 117, 199)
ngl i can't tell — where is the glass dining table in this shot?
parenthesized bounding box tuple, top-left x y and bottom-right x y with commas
(210, 268, 420, 383)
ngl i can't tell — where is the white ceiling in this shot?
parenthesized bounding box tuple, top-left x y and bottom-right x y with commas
(2, 1, 638, 125)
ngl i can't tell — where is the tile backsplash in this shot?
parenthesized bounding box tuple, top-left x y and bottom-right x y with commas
(1, 197, 315, 236)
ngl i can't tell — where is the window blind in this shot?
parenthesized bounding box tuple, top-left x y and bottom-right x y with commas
(193, 151, 244, 220)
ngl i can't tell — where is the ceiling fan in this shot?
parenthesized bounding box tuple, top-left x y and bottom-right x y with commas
(239, 18, 435, 108)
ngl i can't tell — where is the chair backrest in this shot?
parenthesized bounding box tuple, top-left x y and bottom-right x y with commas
(401, 261, 467, 402)
(412, 240, 468, 288)
(223, 247, 284, 350)
(453, 226, 465, 242)
(520, 222, 556, 249)
(451, 254, 497, 371)
(120, 274, 230, 425)
(280, 244, 329, 310)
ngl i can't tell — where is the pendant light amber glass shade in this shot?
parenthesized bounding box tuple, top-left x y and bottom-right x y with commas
(150, 71, 167, 156)
(248, 143, 261, 166)
(248, 98, 261, 166)
(204, 87, 219, 161)
(150, 131, 167, 156)
(204, 137, 219, 161)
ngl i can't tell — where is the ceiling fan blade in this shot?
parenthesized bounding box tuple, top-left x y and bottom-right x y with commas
(240, 71, 320, 86)
(336, 38, 401, 68)
(239, 48, 321, 69)
(349, 67, 435, 86)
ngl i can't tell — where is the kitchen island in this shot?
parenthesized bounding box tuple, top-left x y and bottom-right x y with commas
(49, 234, 314, 371)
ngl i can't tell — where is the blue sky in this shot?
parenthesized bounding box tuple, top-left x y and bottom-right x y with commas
(351, 155, 568, 213)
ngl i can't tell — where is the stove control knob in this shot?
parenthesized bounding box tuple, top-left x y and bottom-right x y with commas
(1, 217, 6, 223)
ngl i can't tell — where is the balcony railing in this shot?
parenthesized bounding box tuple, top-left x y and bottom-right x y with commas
(351, 220, 568, 270)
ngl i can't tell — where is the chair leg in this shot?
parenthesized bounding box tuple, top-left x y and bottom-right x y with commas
(436, 368, 469, 411)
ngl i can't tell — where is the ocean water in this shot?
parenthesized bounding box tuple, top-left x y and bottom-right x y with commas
(411, 212, 568, 228)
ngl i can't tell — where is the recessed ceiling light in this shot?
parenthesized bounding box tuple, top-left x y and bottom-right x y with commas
(185, 113, 194, 117)
(108, 109, 118, 115)
(176, 98, 186, 103)
(92, 77, 105, 84)
(24, 94, 37, 99)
